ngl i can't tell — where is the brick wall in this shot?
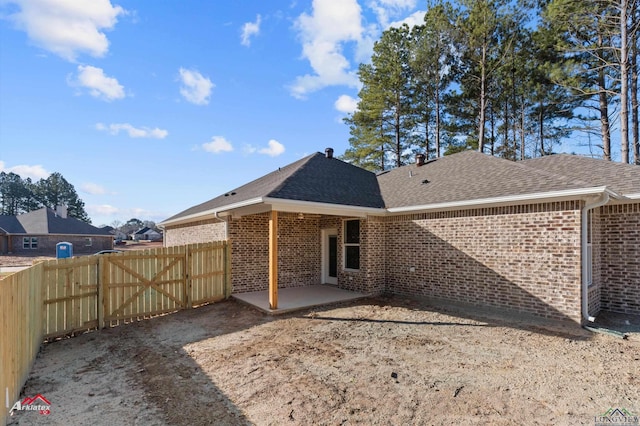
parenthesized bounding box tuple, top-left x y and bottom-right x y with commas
(383, 202, 583, 322)
(7, 235, 113, 255)
(599, 203, 640, 315)
(161, 199, 640, 322)
(164, 219, 226, 246)
(228, 213, 321, 294)
(229, 214, 268, 293)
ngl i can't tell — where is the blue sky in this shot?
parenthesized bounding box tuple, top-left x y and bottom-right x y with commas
(0, 0, 430, 226)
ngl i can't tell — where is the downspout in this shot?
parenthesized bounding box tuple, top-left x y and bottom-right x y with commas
(581, 192, 609, 323)
(214, 211, 229, 240)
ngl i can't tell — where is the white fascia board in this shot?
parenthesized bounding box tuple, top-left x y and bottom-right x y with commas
(159, 197, 264, 227)
(263, 197, 386, 218)
(387, 186, 618, 214)
(625, 192, 640, 200)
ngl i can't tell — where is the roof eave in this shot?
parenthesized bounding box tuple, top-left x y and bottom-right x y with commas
(386, 186, 623, 214)
(263, 197, 386, 218)
(158, 197, 265, 227)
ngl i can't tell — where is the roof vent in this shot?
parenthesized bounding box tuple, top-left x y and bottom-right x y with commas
(416, 153, 426, 166)
(325, 148, 334, 159)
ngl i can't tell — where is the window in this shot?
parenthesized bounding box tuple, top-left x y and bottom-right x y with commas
(23, 237, 38, 249)
(85, 238, 93, 247)
(344, 219, 360, 270)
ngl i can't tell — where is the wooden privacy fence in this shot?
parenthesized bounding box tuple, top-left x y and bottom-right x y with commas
(1, 241, 230, 424)
(1, 263, 44, 426)
(43, 241, 231, 337)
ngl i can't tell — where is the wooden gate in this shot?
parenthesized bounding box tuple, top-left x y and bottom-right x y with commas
(38, 241, 230, 336)
(101, 245, 188, 326)
(42, 256, 100, 339)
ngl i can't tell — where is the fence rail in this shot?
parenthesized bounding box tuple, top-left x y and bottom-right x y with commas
(1, 241, 230, 424)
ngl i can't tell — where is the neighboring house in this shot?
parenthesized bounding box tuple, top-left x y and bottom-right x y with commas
(159, 148, 640, 324)
(100, 226, 127, 241)
(0, 206, 113, 255)
(132, 227, 162, 241)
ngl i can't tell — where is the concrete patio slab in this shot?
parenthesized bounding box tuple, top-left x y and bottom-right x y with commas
(232, 285, 368, 315)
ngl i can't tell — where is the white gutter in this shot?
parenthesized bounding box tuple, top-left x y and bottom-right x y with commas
(387, 186, 615, 214)
(626, 192, 640, 200)
(581, 192, 610, 323)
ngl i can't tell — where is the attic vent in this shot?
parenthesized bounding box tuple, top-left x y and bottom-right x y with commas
(224, 192, 237, 197)
(421, 179, 429, 185)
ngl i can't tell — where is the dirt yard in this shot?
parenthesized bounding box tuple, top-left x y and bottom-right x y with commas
(7, 296, 640, 425)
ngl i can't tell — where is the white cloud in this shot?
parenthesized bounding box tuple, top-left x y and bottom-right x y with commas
(290, 0, 364, 98)
(178, 68, 214, 105)
(96, 122, 168, 139)
(258, 139, 285, 157)
(5, 0, 126, 62)
(334, 94, 358, 114)
(243, 145, 257, 154)
(86, 204, 119, 216)
(240, 14, 261, 46)
(70, 65, 125, 101)
(202, 136, 233, 153)
(0, 161, 49, 180)
(389, 10, 426, 29)
(370, 0, 417, 28)
(81, 182, 107, 195)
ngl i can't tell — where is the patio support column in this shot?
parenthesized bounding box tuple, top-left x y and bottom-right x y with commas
(269, 210, 278, 309)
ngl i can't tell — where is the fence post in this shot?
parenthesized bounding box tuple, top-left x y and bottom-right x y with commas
(185, 245, 192, 309)
(224, 240, 232, 298)
(97, 257, 104, 329)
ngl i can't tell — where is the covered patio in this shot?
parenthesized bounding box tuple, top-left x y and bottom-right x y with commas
(232, 284, 368, 315)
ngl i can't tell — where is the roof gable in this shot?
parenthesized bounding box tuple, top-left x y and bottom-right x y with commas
(163, 152, 383, 223)
(162, 149, 640, 225)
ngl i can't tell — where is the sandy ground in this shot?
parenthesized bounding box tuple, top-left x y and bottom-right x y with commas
(7, 296, 640, 425)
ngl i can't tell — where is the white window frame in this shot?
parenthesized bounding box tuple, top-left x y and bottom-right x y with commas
(23, 237, 38, 249)
(343, 219, 360, 272)
(85, 237, 93, 247)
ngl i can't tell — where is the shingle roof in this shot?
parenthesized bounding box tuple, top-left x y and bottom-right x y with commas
(0, 216, 24, 233)
(162, 150, 640, 224)
(0, 208, 111, 235)
(521, 154, 640, 195)
(163, 152, 384, 222)
(377, 150, 595, 209)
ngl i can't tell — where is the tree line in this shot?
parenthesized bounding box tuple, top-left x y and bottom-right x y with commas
(343, 0, 640, 171)
(0, 171, 90, 222)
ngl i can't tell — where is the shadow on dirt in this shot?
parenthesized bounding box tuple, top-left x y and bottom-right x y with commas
(295, 294, 593, 341)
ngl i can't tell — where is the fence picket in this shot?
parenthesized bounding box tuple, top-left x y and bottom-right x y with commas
(1, 241, 230, 425)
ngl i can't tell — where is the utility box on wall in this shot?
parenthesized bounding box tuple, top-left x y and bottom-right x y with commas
(56, 242, 73, 259)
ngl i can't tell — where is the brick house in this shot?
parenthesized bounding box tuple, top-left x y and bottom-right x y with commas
(0, 206, 113, 255)
(160, 149, 640, 324)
